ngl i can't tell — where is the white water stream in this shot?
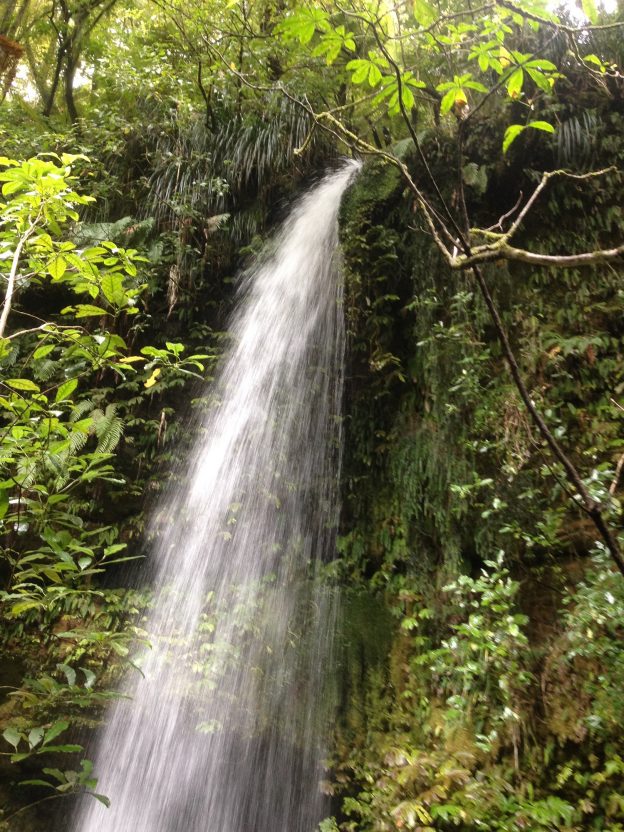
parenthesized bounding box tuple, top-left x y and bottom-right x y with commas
(76, 161, 359, 832)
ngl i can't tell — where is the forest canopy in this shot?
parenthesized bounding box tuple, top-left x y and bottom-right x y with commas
(1, 0, 624, 830)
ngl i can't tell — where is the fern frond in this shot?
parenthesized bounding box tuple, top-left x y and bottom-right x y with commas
(91, 404, 125, 454)
(70, 400, 94, 422)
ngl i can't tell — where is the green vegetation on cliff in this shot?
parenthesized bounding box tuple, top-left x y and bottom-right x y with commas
(1, 0, 624, 829)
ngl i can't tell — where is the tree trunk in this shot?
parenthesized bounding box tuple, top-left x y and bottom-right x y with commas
(64, 46, 79, 123)
(43, 40, 65, 116)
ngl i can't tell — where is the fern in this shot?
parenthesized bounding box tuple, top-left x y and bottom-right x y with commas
(557, 110, 597, 168)
(69, 399, 94, 422)
(33, 358, 61, 382)
(91, 404, 124, 454)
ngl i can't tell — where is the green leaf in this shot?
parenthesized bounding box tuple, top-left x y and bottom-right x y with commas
(19, 779, 54, 788)
(0, 488, 8, 520)
(42, 768, 67, 783)
(3, 727, 22, 749)
(368, 63, 382, 87)
(57, 663, 76, 686)
(503, 124, 525, 153)
(55, 378, 78, 403)
(584, 53, 606, 72)
(10, 600, 42, 616)
(414, 0, 437, 26)
(33, 344, 56, 360)
(48, 255, 68, 280)
(93, 793, 111, 807)
(440, 89, 457, 115)
(581, 0, 598, 23)
(43, 722, 69, 745)
(400, 85, 415, 111)
(100, 273, 126, 307)
(275, 9, 329, 45)
(28, 727, 45, 749)
(506, 68, 524, 98)
(72, 304, 109, 318)
(527, 120, 555, 133)
(5, 378, 40, 392)
(81, 668, 96, 689)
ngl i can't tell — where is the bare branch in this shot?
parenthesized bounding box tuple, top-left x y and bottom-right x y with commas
(501, 167, 617, 245)
(0, 213, 40, 339)
(452, 240, 624, 270)
(483, 191, 524, 233)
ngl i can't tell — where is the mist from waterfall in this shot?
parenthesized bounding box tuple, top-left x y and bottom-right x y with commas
(75, 160, 359, 832)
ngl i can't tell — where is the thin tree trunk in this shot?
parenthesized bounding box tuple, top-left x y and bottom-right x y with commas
(64, 46, 79, 123)
(43, 41, 65, 116)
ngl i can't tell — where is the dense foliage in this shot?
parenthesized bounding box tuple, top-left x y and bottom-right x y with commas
(1, 0, 624, 829)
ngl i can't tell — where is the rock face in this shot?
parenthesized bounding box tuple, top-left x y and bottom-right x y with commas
(329, 111, 624, 828)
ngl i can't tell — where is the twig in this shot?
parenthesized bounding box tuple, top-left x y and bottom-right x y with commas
(609, 453, 624, 496)
(0, 214, 40, 339)
(483, 191, 524, 233)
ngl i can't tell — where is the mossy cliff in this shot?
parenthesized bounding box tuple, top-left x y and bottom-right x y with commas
(330, 110, 624, 831)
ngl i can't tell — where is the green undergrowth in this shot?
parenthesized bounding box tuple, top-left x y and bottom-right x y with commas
(330, 107, 624, 830)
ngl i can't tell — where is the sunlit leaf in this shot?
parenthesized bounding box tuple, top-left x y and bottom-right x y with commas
(55, 378, 78, 403)
(503, 124, 525, 153)
(413, 0, 437, 26)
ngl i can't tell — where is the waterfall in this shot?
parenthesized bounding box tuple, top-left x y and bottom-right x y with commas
(75, 160, 359, 832)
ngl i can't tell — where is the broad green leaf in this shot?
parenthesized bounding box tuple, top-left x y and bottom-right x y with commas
(43, 722, 69, 745)
(94, 794, 111, 807)
(5, 378, 40, 392)
(81, 668, 96, 688)
(10, 601, 45, 617)
(48, 255, 67, 280)
(503, 124, 525, 153)
(464, 81, 489, 93)
(100, 273, 126, 307)
(526, 68, 554, 93)
(3, 727, 22, 749)
(28, 727, 45, 749)
(33, 344, 56, 360)
(0, 488, 8, 519)
(527, 120, 555, 133)
(584, 54, 606, 72)
(401, 85, 415, 111)
(368, 63, 382, 87)
(506, 68, 523, 98)
(72, 304, 109, 318)
(275, 9, 329, 44)
(347, 60, 368, 83)
(440, 89, 457, 115)
(2, 178, 26, 196)
(42, 768, 67, 783)
(57, 663, 77, 685)
(55, 378, 78, 403)
(581, 0, 598, 23)
(525, 58, 558, 71)
(414, 0, 437, 26)
(346, 58, 383, 87)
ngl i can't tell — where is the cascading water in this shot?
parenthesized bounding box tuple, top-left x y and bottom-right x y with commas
(75, 160, 359, 832)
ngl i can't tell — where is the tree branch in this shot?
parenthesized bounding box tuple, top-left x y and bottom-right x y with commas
(0, 215, 39, 339)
